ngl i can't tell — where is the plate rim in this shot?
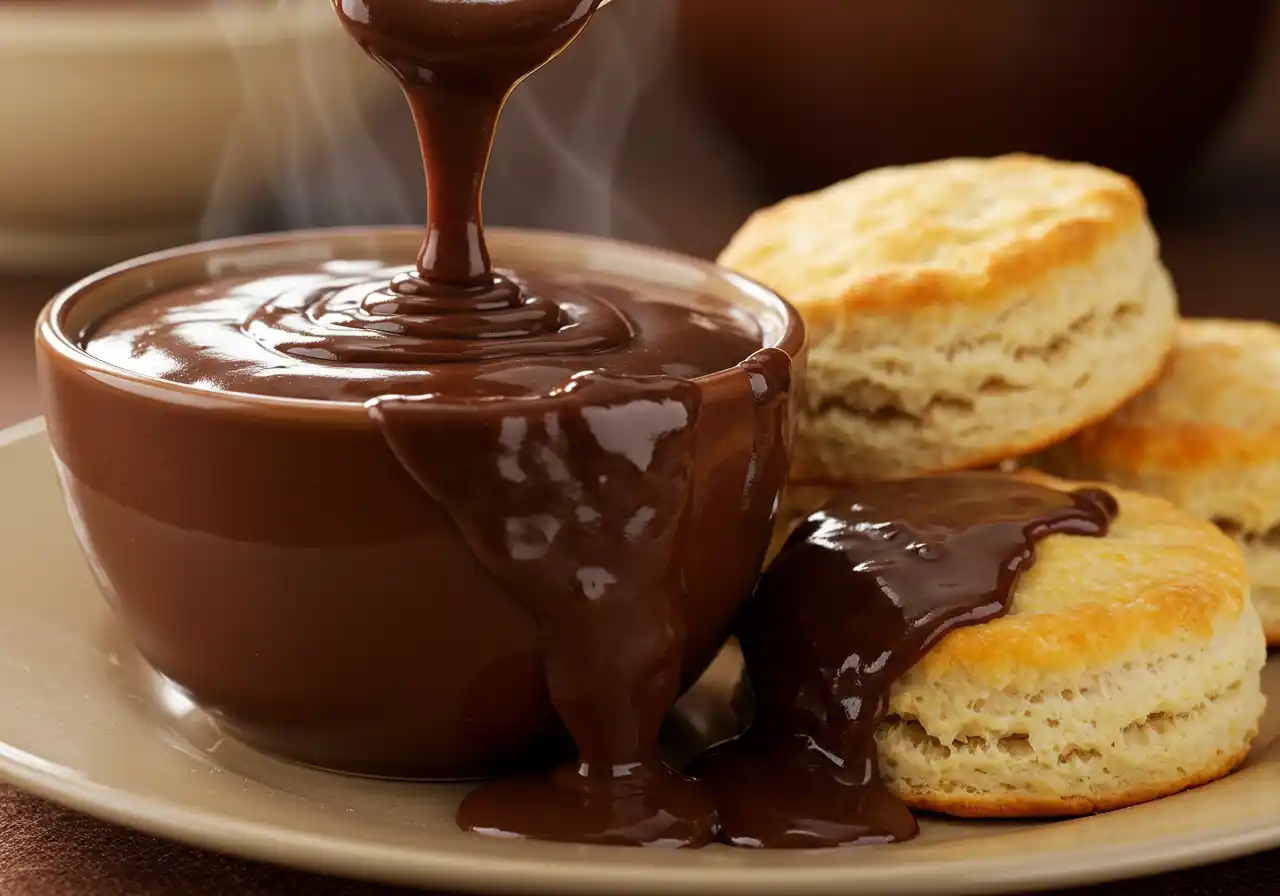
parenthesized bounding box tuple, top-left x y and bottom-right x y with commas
(3, 735, 1280, 896)
(3, 416, 1278, 895)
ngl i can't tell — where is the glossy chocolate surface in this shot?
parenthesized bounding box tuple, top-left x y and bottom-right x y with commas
(697, 474, 1118, 848)
(83, 261, 763, 402)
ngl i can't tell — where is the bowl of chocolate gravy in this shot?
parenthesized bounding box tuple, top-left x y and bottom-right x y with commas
(37, 222, 802, 782)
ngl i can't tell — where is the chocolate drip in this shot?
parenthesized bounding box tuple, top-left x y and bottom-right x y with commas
(737, 348, 793, 516)
(696, 474, 1118, 849)
(368, 373, 719, 846)
(329, 0, 626, 359)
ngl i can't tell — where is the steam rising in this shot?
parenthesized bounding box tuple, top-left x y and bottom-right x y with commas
(199, 0, 416, 240)
(197, 0, 679, 246)
(485, 0, 677, 245)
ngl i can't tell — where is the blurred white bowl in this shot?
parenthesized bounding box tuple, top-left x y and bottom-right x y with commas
(0, 0, 394, 274)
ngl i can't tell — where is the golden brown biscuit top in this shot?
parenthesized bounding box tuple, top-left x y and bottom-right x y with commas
(1073, 318, 1280, 470)
(718, 154, 1145, 313)
(911, 473, 1247, 683)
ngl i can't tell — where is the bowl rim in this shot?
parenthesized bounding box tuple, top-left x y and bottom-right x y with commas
(37, 225, 806, 424)
(0, 1, 340, 52)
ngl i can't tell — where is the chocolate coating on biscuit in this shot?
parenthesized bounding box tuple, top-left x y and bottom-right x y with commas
(697, 473, 1117, 848)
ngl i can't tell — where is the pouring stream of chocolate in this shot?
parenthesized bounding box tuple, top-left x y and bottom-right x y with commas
(329, 0, 629, 363)
(696, 475, 1118, 848)
(332, 0, 791, 846)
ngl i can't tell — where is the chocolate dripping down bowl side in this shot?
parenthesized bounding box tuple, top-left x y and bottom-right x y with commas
(35, 227, 807, 780)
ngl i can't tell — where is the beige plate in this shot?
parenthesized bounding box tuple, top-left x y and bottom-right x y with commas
(1, 417, 1278, 895)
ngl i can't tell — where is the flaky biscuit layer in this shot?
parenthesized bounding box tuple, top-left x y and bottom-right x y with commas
(769, 473, 1267, 814)
(720, 155, 1178, 480)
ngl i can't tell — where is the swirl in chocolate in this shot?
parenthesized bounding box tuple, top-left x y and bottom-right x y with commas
(239, 264, 631, 365)
(85, 260, 761, 402)
(697, 474, 1118, 848)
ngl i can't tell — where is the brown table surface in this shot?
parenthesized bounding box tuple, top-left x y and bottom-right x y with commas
(3, 14, 1280, 894)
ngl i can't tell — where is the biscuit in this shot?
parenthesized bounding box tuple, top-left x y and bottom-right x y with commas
(871, 473, 1267, 816)
(1040, 318, 1280, 645)
(718, 155, 1179, 481)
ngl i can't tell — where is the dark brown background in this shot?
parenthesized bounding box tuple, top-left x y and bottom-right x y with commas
(1, 2, 1278, 893)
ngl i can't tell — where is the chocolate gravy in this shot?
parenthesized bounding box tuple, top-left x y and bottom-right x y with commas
(83, 262, 765, 402)
(696, 474, 1117, 848)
